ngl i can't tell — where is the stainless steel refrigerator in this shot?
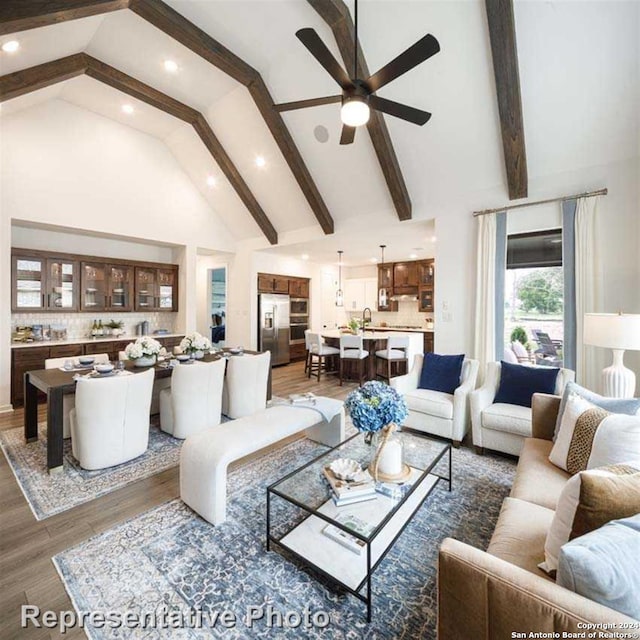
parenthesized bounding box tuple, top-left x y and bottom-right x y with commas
(258, 293, 290, 366)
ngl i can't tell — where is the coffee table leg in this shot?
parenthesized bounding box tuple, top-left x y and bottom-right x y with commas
(47, 387, 64, 474)
(266, 490, 271, 551)
(366, 543, 372, 622)
(24, 373, 39, 443)
(448, 446, 452, 492)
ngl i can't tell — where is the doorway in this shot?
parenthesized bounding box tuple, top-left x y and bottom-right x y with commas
(209, 267, 226, 347)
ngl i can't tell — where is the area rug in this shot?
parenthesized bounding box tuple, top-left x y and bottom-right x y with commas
(0, 422, 182, 520)
(53, 437, 516, 639)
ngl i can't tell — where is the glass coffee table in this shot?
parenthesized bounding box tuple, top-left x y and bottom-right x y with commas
(266, 430, 451, 622)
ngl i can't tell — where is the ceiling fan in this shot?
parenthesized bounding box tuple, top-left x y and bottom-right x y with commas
(274, 0, 440, 145)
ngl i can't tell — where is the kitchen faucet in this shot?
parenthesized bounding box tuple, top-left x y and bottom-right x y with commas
(362, 307, 372, 329)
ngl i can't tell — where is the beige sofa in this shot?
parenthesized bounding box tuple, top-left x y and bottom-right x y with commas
(438, 393, 638, 639)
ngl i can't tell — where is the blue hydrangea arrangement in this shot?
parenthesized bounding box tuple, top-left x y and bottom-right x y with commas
(345, 381, 408, 433)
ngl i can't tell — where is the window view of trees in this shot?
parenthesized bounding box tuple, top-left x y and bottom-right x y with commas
(504, 266, 564, 367)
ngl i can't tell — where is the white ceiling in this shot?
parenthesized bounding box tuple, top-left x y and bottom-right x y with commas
(1, 1, 638, 251)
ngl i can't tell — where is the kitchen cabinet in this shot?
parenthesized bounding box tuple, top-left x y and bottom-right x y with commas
(377, 265, 397, 312)
(418, 260, 435, 287)
(12, 249, 178, 313)
(82, 261, 134, 312)
(289, 278, 309, 298)
(11, 347, 50, 406)
(424, 333, 434, 353)
(419, 288, 434, 312)
(135, 267, 178, 312)
(393, 262, 418, 294)
(273, 276, 289, 294)
(12, 254, 77, 311)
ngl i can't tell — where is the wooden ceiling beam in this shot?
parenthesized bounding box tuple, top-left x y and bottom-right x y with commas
(0, 0, 335, 235)
(308, 0, 412, 221)
(485, 0, 528, 199)
(0, 54, 279, 245)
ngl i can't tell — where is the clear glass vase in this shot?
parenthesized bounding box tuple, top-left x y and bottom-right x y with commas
(369, 424, 404, 480)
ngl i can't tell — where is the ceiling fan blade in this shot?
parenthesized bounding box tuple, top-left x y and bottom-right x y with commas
(369, 95, 432, 125)
(340, 125, 356, 145)
(296, 28, 354, 91)
(366, 34, 440, 92)
(274, 95, 342, 112)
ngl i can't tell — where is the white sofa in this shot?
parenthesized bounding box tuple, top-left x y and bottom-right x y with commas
(181, 403, 345, 525)
(390, 355, 479, 446)
(470, 361, 575, 456)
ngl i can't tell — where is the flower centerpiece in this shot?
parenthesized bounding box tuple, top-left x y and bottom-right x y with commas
(179, 332, 212, 359)
(345, 381, 409, 481)
(347, 318, 361, 334)
(124, 336, 161, 367)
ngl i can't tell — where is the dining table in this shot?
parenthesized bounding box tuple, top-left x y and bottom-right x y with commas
(320, 329, 423, 382)
(23, 349, 269, 473)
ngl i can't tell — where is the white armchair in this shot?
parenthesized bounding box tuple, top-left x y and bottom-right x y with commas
(470, 362, 575, 456)
(391, 355, 479, 446)
(160, 359, 225, 439)
(45, 353, 109, 438)
(69, 368, 155, 470)
(222, 351, 271, 419)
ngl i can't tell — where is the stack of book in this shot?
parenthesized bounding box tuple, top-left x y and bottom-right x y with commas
(322, 514, 376, 555)
(322, 466, 377, 507)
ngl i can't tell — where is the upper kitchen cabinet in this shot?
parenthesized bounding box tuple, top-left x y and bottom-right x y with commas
(378, 264, 393, 289)
(393, 262, 418, 294)
(258, 273, 309, 296)
(418, 260, 435, 287)
(135, 266, 177, 312)
(80, 262, 134, 312)
(289, 278, 309, 298)
(12, 254, 77, 311)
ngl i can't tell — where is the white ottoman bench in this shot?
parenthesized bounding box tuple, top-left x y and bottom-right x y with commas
(180, 403, 345, 525)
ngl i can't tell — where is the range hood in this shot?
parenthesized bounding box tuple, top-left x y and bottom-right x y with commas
(390, 294, 419, 301)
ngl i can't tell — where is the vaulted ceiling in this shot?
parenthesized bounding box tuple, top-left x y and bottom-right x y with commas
(1, 1, 638, 253)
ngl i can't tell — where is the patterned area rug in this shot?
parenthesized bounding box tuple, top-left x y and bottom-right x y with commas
(0, 422, 182, 520)
(54, 436, 516, 639)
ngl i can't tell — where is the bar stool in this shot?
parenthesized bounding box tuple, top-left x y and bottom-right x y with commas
(308, 332, 339, 381)
(376, 335, 410, 382)
(304, 329, 315, 376)
(339, 334, 369, 386)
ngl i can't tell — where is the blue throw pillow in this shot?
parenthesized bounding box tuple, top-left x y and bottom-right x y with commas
(557, 515, 640, 619)
(418, 353, 465, 394)
(553, 381, 640, 441)
(494, 361, 559, 408)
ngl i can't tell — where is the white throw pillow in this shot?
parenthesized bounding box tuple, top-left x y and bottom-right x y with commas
(540, 462, 640, 574)
(549, 393, 640, 473)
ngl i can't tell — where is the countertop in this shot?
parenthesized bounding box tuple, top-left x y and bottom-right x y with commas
(11, 333, 185, 349)
(321, 329, 425, 340)
(363, 326, 434, 333)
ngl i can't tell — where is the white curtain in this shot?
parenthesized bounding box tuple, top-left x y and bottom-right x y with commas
(474, 213, 497, 378)
(575, 196, 603, 390)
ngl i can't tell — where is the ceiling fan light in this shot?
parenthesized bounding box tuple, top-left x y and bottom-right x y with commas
(341, 97, 370, 127)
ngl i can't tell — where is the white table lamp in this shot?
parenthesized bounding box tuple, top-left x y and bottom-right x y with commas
(583, 313, 640, 397)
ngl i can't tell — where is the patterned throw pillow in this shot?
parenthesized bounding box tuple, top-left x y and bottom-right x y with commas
(549, 393, 640, 473)
(540, 462, 640, 575)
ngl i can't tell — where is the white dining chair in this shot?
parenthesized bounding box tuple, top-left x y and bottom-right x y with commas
(118, 349, 170, 415)
(307, 332, 339, 381)
(69, 368, 155, 470)
(339, 334, 368, 386)
(160, 359, 226, 439)
(45, 353, 110, 438)
(375, 335, 410, 382)
(222, 351, 271, 419)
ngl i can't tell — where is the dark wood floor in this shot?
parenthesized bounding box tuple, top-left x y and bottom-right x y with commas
(0, 361, 357, 639)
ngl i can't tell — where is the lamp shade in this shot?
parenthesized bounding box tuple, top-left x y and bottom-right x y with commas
(583, 313, 640, 351)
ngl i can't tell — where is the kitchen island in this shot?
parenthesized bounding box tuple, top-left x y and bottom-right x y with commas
(320, 330, 423, 382)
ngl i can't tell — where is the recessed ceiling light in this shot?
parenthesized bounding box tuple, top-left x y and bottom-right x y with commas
(206, 175, 217, 187)
(409, 253, 418, 259)
(301, 254, 309, 260)
(163, 59, 179, 73)
(255, 155, 266, 168)
(121, 104, 134, 114)
(431, 235, 437, 242)
(2, 40, 20, 54)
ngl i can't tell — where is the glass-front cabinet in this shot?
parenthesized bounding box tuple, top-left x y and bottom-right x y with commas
(107, 264, 133, 311)
(157, 268, 176, 311)
(135, 267, 158, 311)
(80, 262, 107, 311)
(12, 255, 77, 311)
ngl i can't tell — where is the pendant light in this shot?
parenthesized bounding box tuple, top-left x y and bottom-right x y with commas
(378, 245, 388, 308)
(336, 250, 344, 307)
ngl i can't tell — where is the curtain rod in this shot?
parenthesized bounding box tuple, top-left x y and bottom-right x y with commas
(472, 188, 608, 217)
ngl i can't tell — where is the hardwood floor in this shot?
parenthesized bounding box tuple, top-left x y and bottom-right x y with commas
(0, 361, 356, 639)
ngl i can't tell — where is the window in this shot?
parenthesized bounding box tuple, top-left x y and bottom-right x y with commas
(504, 229, 564, 367)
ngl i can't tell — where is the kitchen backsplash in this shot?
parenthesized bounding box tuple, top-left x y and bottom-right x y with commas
(11, 312, 177, 340)
(349, 300, 433, 328)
